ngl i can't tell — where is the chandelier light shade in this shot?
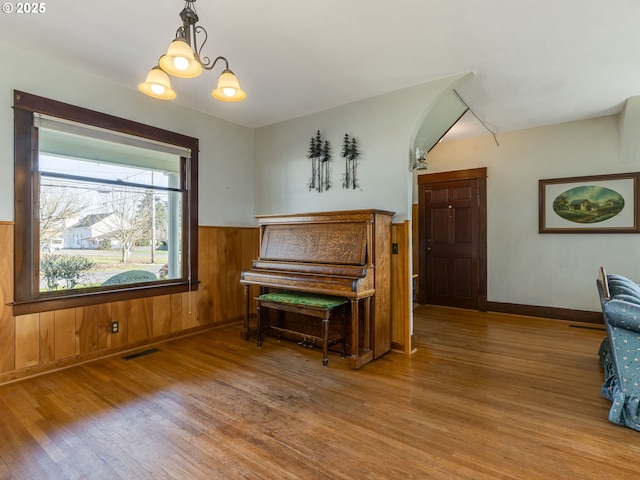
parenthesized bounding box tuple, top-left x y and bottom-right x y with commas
(212, 67, 247, 102)
(159, 38, 203, 78)
(139, 0, 246, 102)
(138, 67, 177, 100)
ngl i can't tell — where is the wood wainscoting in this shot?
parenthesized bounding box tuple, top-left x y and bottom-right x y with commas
(0, 223, 260, 384)
(0, 220, 414, 383)
(390, 221, 411, 354)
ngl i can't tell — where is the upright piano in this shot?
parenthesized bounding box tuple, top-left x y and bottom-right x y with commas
(240, 209, 394, 369)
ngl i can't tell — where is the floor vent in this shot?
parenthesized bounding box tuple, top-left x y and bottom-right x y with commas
(123, 348, 160, 360)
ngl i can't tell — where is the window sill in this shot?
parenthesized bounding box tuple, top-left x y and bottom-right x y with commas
(12, 281, 200, 316)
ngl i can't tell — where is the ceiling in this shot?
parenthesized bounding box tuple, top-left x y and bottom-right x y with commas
(2, 0, 640, 140)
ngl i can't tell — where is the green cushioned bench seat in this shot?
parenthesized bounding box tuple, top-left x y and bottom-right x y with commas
(256, 290, 348, 366)
(258, 291, 349, 309)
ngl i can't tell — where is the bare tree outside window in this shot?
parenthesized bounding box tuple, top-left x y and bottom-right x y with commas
(36, 160, 181, 290)
(99, 190, 149, 263)
(39, 186, 90, 244)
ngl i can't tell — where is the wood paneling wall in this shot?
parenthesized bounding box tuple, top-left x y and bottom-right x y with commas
(0, 223, 259, 384)
(412, 204, 419, 295)
(0, 223, 14, 373)
(390, 221, 411, 354)
(0, 220, 412, 382)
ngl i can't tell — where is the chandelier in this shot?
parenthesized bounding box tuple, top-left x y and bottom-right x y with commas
(139, 0, 246, 102)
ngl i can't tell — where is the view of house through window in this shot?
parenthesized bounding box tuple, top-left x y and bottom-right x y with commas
(38, 124, 184, 292)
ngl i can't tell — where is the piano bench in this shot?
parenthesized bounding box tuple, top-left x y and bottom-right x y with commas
(256, 291, 349, 367)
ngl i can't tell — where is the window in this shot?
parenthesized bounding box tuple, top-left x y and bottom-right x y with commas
(13, 91, 199, 314)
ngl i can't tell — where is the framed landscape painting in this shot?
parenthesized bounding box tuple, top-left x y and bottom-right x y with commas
(539, 172, 640, 233)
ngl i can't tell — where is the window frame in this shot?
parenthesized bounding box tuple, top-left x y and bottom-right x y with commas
(13, 90, 199, 315)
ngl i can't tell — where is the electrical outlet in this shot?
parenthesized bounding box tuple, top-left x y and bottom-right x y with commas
(111, 321, 119, 334)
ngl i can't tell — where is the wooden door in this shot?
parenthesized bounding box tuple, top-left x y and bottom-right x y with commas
(417, 168, 487, 310)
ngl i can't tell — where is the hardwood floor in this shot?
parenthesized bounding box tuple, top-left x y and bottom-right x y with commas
(0, 305, 637, 479)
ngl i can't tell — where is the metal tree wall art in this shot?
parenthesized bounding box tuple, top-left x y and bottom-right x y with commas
(321, 139, 332, 191)
(306, 130, 332, 192)
(341, 134, 361, 190)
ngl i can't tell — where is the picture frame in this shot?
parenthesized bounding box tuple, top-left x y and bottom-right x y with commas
(539, 172, 640, 233)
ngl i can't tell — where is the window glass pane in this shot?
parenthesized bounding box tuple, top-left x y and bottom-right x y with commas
(40, 155, 173, 189)
(38, 134, 183, 293)
(38, 124, 182, 173)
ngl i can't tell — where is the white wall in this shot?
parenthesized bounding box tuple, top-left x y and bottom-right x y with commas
(7, 40, 634, 313)
(424, 115, 640, 312)
(253, 75, 470, 222)
(0, 42, 254, 227)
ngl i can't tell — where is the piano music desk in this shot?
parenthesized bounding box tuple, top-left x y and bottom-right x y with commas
(256, 291, 351, 367)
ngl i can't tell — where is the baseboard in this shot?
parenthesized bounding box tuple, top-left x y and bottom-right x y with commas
(486, 301, 602, 324)
(390, 341, 406, 354)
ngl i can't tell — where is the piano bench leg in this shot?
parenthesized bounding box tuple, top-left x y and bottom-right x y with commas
(256, 305, 262, 348)
(340, 309, 347, 358)
(322, 317, 329, 367)
(254, 299, 348, 367)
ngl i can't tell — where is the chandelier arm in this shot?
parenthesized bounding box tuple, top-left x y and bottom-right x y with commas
(142, 0, 245, 101)
(192, 25, 207, 66)
(201, 55, 229, 72)
(178, 1, 229, 72)
(193, 25, 223, 70)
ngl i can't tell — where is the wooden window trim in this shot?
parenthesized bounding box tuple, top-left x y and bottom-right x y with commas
(13, 91, 199, 315)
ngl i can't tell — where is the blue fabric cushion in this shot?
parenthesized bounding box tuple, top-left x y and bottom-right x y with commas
(616, 294, 640, 305)
(608, 274, 640, 285)
(609, 282, 640, 302)
(599, 272, 640, 432)
(604, 299, 640, 332)
(608, 278, 640, 291)
(608, 273, 639, 286)
(600, 331, 640, 431)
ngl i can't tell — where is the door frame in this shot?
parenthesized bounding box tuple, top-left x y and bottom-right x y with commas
(417, 167, 487, 311)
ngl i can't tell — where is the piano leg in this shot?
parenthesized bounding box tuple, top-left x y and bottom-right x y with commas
(348, 296, 374, 370)
(363, 296, 371, 352)
(242, 285, 251, 341)
(349, 299, 360, 369)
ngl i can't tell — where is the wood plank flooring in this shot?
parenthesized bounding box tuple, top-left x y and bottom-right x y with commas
(0, 305, 637, 479)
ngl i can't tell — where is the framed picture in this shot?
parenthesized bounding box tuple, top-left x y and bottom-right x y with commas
(539, 172, 640, 233)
